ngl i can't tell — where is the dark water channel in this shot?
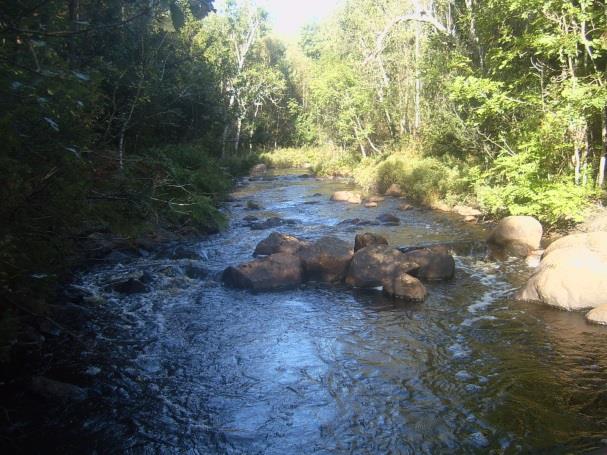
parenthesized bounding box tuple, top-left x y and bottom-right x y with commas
(14, 171, 607, 453)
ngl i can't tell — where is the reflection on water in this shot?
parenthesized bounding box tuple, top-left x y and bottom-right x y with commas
(17, 171, 607, 453)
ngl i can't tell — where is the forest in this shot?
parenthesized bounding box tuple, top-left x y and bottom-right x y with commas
(1, 0, 607, 353)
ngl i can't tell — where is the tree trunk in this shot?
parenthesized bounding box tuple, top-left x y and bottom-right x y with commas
(414, 21, 421, 135)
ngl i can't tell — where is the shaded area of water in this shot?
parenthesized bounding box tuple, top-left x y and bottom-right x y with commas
(8, 171, 607, 453)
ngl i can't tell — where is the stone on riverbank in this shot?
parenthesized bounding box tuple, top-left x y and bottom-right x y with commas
(250, 163, 267, 176)
(516, 232, 607, 310)
(222, 253, 303, 291)
(331, 191, 363, 204)
(586, 305, 607, 325)
(376, 213, 400, 225)
(385, 184, 403, 197)
(487, 216, 542, 257)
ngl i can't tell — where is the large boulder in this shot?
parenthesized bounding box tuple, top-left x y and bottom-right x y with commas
(354, 233, 389, 252)
(331, 191, 363, 204)
(516, 232, 607, 310)
(487, 216, 543, 257)
(254, 232, 309, 256)
(299, 236, 354, 282)
(346, 246, 416, 288)
(403, 247, 455, 281)
(382, 272, 427, 301)
(222, 253, 303, 291)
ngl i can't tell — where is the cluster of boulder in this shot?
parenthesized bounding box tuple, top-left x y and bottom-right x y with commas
(486, 215, 607, 326)
(222, 232, 455, 301)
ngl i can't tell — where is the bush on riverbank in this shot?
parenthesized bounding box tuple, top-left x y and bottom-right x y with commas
(262, 146, 597, 227)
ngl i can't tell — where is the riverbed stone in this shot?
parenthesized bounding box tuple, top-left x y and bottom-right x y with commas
(365, 202, 378, 208)
(299, 236, 354, 282)
(250, 217, 296, 230)
(254, 232, 309, 256)
(385, 183, 404, 197)
(516, 232, 607, 310)
(330, 191, 363, 204)
(222, 253, 303, 291)
(398, 203, 414, 211)
(487, 216, 542, 257)
(382, 272, 427, 301)
(366, 195, 385, 203)
(354, 232, 389, 252)
(346, 245, 416, 288)
(403, 247, 455, 281)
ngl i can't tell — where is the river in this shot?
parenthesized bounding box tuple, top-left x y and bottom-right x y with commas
(10, 170, 607, 454)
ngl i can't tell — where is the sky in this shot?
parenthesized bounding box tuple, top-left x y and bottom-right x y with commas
(237, 0, 343, 37)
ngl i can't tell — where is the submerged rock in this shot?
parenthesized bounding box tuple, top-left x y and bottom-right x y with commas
(112, 278, 148, 294)
(487, 216, 543, 257)
(222, 253, 303, 291)
(354, 233, 389, 252)
(376, 213, 400, 225)
(250, 217, 297, 230)
(300, 236, 354, 283)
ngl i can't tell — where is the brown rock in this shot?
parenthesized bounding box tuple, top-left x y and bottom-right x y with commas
(354, 233, 389, 252)
(366, 195, 385, 203)
(299, 236, 354, 282)
(222, 253, 303, 291)
(346, 246, 416, 288)
(330, 191, 363, 204)
(365, 202, 378, 208)
(487, 216, 543, 257)
(254, 232, 309, 257)
(385, 183, 404, 197)
(398, 203, 414, 211)
(403, 247, 455, 281)
(382, 272, 427, 301)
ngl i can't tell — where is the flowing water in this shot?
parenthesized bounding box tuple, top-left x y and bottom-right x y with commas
(12, 171, 607, 453)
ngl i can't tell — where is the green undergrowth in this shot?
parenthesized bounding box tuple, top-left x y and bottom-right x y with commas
(262, 146, 599, 228)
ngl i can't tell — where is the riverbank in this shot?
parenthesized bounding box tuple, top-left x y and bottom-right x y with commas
(260, 146, 602, 230)
(0, 144, 257, 361)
